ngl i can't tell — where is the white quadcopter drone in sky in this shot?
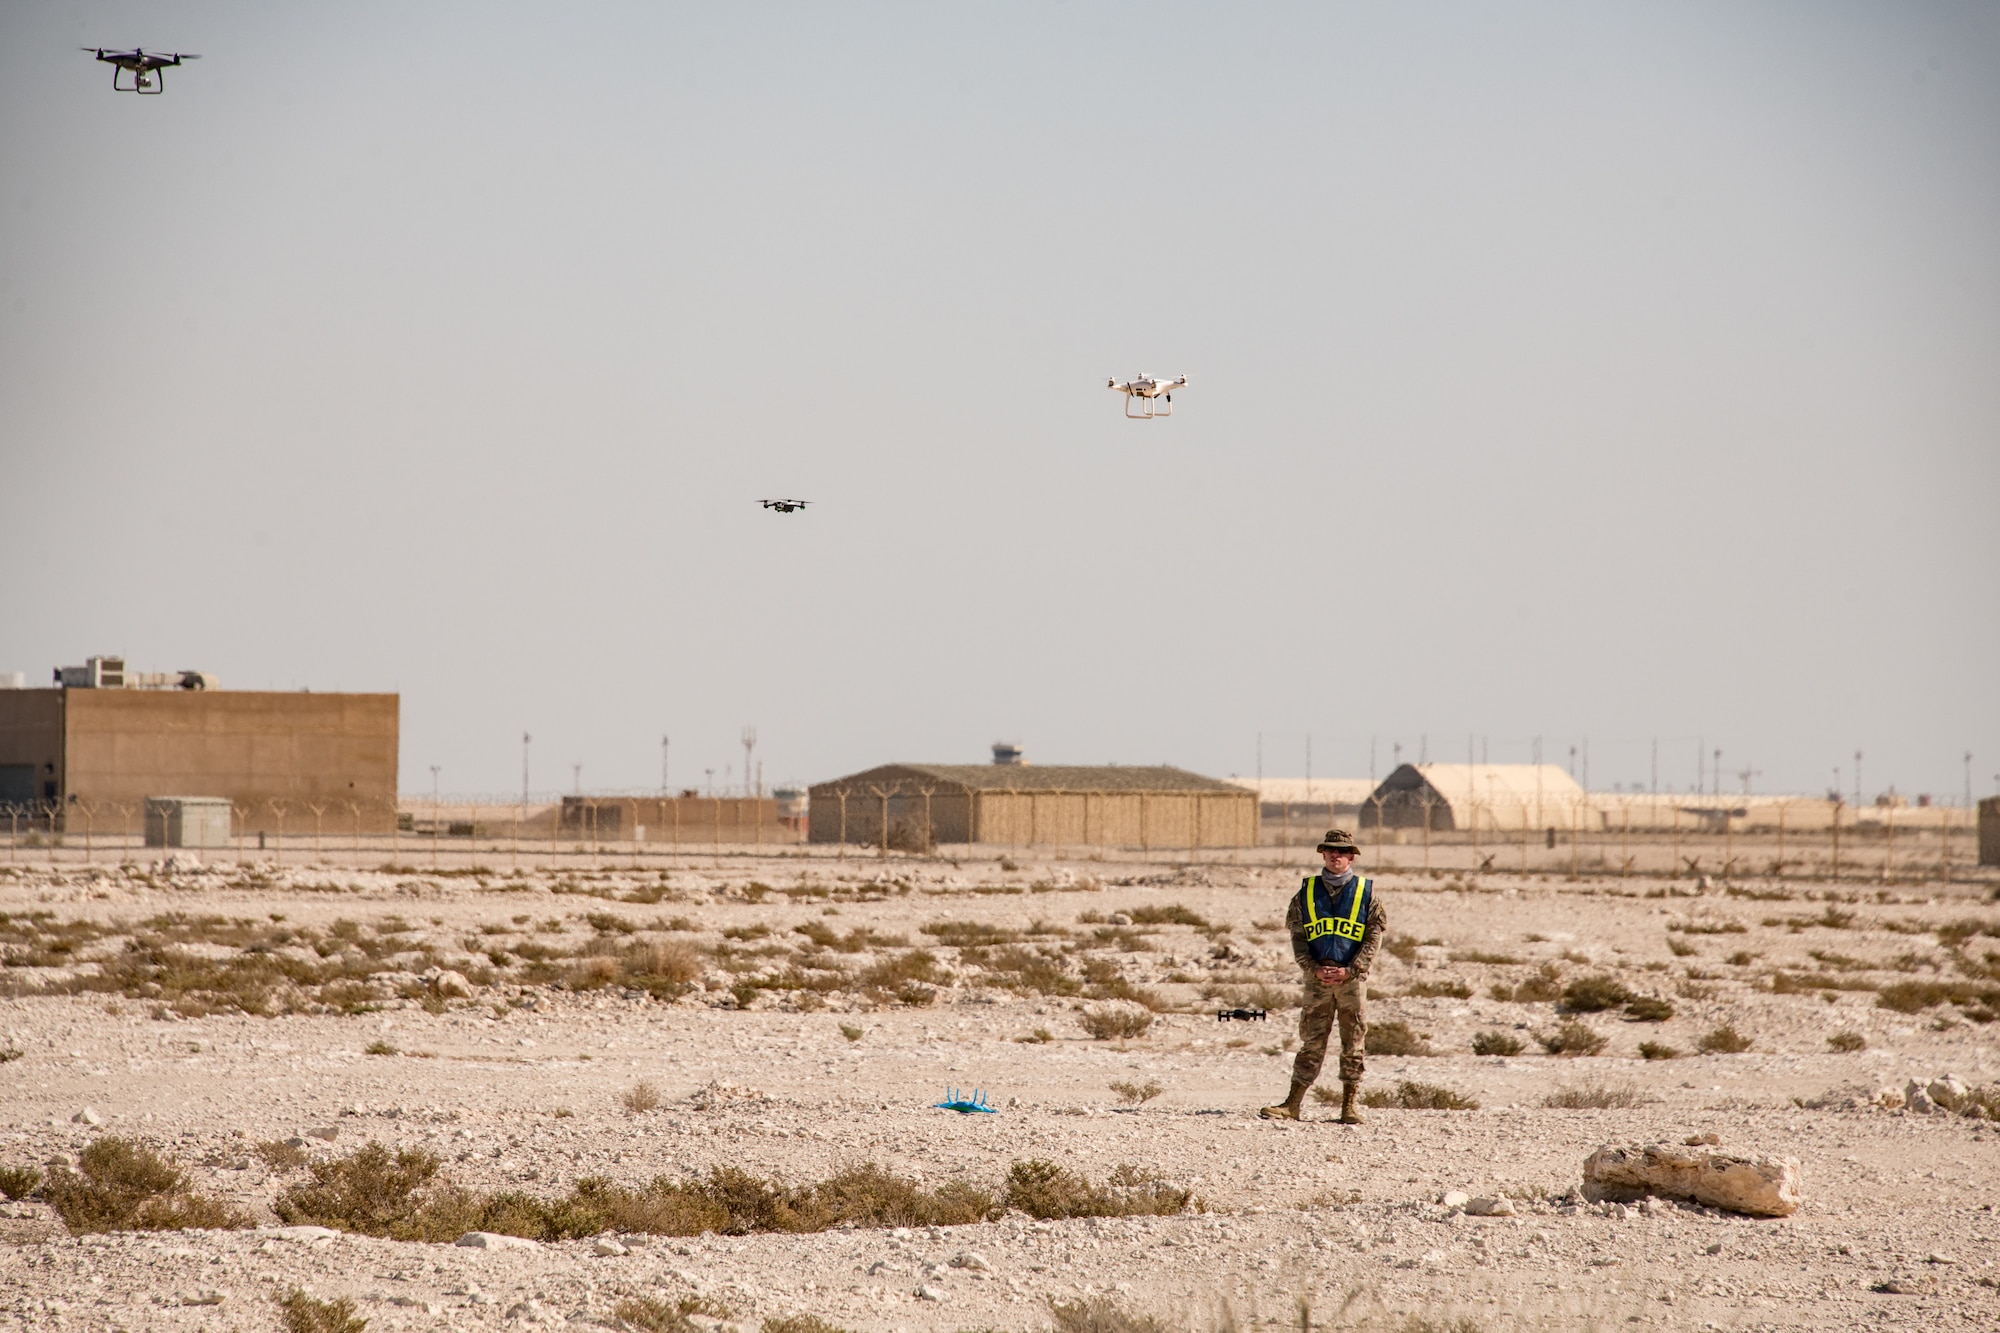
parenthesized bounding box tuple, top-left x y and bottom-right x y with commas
(83, 47, 200, 93)
(1107, 373, 1187, 419)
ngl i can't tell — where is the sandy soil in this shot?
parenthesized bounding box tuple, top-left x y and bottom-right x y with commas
(0, 850, 1995, 1332)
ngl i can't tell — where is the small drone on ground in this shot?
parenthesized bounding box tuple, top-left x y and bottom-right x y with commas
(1216, 1007, 1267, 1023)
(83, 48, 200, 94)
(760, 499, 810, 513)
(1108, 373, 1187, 419)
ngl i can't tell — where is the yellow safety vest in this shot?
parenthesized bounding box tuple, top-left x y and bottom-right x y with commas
(1298, 874, 1371, 965)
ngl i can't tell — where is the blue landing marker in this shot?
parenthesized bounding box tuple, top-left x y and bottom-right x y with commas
(934, 1087, 998, 1114)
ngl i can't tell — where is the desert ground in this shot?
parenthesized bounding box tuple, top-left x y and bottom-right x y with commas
(0, 844, 1995, 1333)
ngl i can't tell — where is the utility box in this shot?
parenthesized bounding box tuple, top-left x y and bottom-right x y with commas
(144, 796, 233, 849)
(1981, 797, 2000, 868)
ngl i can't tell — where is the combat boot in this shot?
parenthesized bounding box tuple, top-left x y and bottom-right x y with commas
(1258, 1081, 1309, 1121)
(1338, 1081, 1364, 1125)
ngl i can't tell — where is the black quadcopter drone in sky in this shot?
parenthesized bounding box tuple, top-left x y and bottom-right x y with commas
(84, 47, 200, 93)
(760, 499, 810, 513)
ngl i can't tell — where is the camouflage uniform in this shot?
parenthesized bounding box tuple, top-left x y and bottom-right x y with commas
(1285, 881, 1388, 1090)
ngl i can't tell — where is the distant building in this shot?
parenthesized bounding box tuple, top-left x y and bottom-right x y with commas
(1363, 763, 1590, 831)
(0, 661, 397, 835)
(809, 762, 1256, 849)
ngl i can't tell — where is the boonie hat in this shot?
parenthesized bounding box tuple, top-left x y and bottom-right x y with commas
(1316, 828, 1360, 855)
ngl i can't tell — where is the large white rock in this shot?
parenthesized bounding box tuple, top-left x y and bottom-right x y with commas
(1581, 1143, 1803, 1218)
(455, 1231, 541, 1250)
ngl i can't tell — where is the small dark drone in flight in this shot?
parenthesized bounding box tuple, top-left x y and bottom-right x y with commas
(760, 499, 810, 513)
(83, 47, 200, 94)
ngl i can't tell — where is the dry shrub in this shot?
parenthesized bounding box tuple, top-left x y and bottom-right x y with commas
(256, 1140, 311, 1172)
(1127, 904, 1211, 929)
(0, 1165, 42, 1200)
(974, 946, 1082, 997)
(923, 920, 1023, 947)
(1559, 975, 1633, 1013)
(838, 1024, 863, 1042)
(1827, 1030, 1867, 1052)
(364, 1039, 398, 1056)
(1667, 937, 1697, 957)
(277, 1289, 367, 1333)
(1470, 1030, 1523, 1057)
(1622, 995, 1674, 1022)
(1079, 1003, 1153, 1040)
(1204, 980, 1291, 1011)
(1109, 1079, 1164, 1106)
(761, 1317, 855, 1333)
(277, 1147, 991, 1240)
(1697, 1024, 1752, 1054)
(1361, 1080, 1479, 1111)
(1491, 962, 1565, 1003)
(620, 940, 704, 998)
(44, 1137, 249, 1234)
(1004, 1160, 1192, 1220)
(1876, 979, 2000, 1013)
(1542, 1083, 1645, 1109)
(1049, 1297, 1177, 1333)
(1535, 1022, 1606, 1056)
(1402, 979, 1472, 999)
(615, 1296, 736, 1333)
(1637, 1041, 1681, 1060)
(859, 949, 944, 992)
(1452, 949, 1522, 965)
(1365, 1020, 1434, 1056)
(622, 1080, 663, 1114)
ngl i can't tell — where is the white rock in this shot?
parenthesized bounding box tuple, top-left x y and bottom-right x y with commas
(457, 1231, 541, 1250)
(305, 1126, 338, 1141)
(916, 1285, 946, 1301)
(431, 969, 475, 998)
(71, 1107, 103, 1127)
(261, 1226, 341, 1242)
(1873, 1086, 1906, 1111)
(592, 1237, 628, 1256)
(1440, 1191, 1471, 1210)
(1582, 1142, 1803, 1218)
(1904, 1082, 1937, 1114)
(1465, 1197, 1516, 1217)
(949, 1251, 991, 1271)
(1927, 1076, 1967, 1105)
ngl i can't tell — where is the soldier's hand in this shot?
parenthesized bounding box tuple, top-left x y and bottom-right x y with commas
(1316, 965, 1348, 986)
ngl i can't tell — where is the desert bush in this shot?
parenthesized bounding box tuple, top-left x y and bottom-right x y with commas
(1366, 1020, 1434, 1056)
(619, 940, 704, 998)
(922, 920, 1023, 948)
(1697, 1024, 1752, 1054)
(613, 1296, 737, 1333)
(1673, 918, 1748, 935)
(1451, 949, 1521, 965)
(277, 1289, 367, 1333)
(1402, 979, 1472, 999)
(1203, 980, 1292, 1011)
(1535, 1022, 1606, 1056)
(364, 1039, 398, 1056)
(761, 1317, 855, 1333)
(1542, 1083, 1644, 1109)
(1048, 1297, 1177, 1333)
(622, 1080, 663, 1114)
(1876, 979, 2000, 1013)
(1559, 975, 1633, 1013)
(1471, 1030, 1524, 1057)
(44, 1137, 249, 1234)
(1666, 937, 1697, 957)
(838, 1024, 863, 1042)
(1003, 1160, 1192, 1220)
(1361, 1080, 1479, 1111)
(1637, 1041, 1681, 1060)
(1827, 1030, 1867, 1052)
(1079, 1003, 1153, 1040)
(256, 1140, 311, 1172)
(1622, 995, 1674, 1022)
(858, 949, 944, 993)
(1109, 1079, 1164, 1106)
(1016, 1027, 1054, 1044)
(973, 946, 1082, 997)
(1127, 904, 1211, 929)
(1490, 962, 1565, 1003)
(0, 1165, 42, 1200)
(279, 1149, 992, 1241)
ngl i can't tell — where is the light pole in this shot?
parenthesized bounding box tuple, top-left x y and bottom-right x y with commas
(429, 765, 441, 869)
(1854, 751, 1863, 808)
(572, 763, 582, 796)
(661, 736, 670, 796)
(522, 733, 531, 805)
(1964, 751, 1972, 808)
(742, 726, 757, 798)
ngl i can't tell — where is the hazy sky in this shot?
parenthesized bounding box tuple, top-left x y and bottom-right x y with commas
(3, 2, 1995, 803)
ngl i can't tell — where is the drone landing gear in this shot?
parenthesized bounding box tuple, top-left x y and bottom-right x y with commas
(1123, 395, 1172, 419)
(113, 68, 163, 93)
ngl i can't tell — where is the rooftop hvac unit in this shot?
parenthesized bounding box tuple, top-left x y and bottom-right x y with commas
(992, 742, 1024, 766)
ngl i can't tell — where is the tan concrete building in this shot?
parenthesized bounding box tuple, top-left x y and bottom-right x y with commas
(808, 763, 1256, 850)
(558, 795, 792, 846)
(0, 687, 398, 835)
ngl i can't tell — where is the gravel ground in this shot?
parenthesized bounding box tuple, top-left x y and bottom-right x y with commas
(0, 851, 1995, 1331)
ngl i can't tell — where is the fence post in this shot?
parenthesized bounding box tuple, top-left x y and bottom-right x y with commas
(1881, 806, 1893, 883)
(270, 799, 288, 866)
(1939, 804, 1950, 883)
(837, 791, 847, 860)
(1830, 800, 1841, 881)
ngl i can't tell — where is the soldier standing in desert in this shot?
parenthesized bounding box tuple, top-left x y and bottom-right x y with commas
(1260, 829, 1388, 1124)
